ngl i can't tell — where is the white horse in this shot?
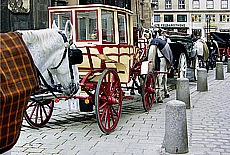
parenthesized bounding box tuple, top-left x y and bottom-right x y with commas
(148, 37, 172, 102)
(18, 20, 79, 95)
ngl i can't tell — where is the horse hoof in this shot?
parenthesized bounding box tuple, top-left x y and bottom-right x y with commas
(157, 98, 163, 103)
(165, 94, 170, 98)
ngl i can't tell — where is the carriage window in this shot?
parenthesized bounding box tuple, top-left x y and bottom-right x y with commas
(102, 10, 115, 43)
(51, 12, 71, 30)
(118, 13, 127, 43)
(76, 10, 98, 41)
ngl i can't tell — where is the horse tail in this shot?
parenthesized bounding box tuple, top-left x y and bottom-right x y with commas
(148, 44, 157, 72)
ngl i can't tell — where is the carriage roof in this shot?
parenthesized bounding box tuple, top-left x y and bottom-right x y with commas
(167, 34, 193, 43)
(210, 32, 230, 46)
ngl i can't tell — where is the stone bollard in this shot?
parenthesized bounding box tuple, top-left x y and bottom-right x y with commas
(216, 62, 224, 80)
(165, 100, 188, 154)
(197, 68, 208, 91)
(176, 78, 190, 109)
(227, 58, 230, 73)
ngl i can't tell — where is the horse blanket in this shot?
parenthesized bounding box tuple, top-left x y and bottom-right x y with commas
(0, 32, 38, 153)
(150, 38, 173, 65)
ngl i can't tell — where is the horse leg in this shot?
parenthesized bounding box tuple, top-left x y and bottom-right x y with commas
(130, 80, 135, 95)
(163, 73, 170, 98)
(157, 73, 163, 103)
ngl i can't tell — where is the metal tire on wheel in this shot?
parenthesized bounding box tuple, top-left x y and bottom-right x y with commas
(95, 69, 122, 134)
(141, 72, 156, 112)
(178, 53, 187, 78)
(24, 99, 54, 128)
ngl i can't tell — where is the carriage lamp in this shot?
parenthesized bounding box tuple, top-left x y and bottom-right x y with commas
(85, 98, 90, 104)
(55, 98, 59, 103)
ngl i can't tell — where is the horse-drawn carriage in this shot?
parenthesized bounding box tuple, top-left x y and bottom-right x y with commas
(23, 4, 159, 134)
(210, 32, 230, 62)
(167, 34, 209, 80)
(139, 28, 209, 81)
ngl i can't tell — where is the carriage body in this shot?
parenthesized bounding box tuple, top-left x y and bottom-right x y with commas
(167, 34, 207, 79)
(49, 4, 135, 84)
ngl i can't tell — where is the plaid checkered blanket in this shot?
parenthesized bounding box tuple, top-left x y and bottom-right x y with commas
(0, 32, 38, 153)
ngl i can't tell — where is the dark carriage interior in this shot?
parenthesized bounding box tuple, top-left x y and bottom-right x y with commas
(168, 42, 188, 67)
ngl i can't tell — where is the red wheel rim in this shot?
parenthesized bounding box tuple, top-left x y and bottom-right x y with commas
(24, 99, 54, 128)
(95, 69, 122, 134)
(142, 73, 156, 111)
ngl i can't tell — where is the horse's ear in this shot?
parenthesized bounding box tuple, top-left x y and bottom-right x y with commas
(52, 20, 58, 29)
(64, 20, 73, 40)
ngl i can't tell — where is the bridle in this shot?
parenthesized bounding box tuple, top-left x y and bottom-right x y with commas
(48, 32, 78, 97)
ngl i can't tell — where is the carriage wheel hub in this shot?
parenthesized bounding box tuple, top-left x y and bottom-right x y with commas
(108, 96, 117, 105)
(148, 87, 154, 93)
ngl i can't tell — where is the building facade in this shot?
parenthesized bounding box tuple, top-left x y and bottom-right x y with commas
(152, 0, 230, 39)
(1, 0, 229, 40)
(0, 0, 52, 32)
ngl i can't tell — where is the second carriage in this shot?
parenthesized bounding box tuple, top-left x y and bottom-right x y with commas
(25, 4, 157, 134)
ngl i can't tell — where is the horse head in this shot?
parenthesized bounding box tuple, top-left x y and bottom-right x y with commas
(52, 20, 80, 96)
(19, 20, 80, 96)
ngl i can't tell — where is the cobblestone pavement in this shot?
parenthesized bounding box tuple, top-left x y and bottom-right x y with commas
(9, 66, 230, 155)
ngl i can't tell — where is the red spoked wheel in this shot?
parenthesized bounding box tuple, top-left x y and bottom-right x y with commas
(95, 69, 122, 134)
(141, 72, 156, 111)
(24, 98, 54, 128)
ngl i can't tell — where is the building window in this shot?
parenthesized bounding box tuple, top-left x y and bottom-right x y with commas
(152, 0, 159, 10)
(193, 0, 199, 9)
(192, 29, 202, 37)
(178, 0, 185, 9)
(164, 15, 173, 22)
(154, 15, 160, 22)
(221, 0, 228, 9)
(177, 15, 187, 22)
(206, 14, 216, 22)
(165, 0, 172, 9)
(220, 14, 230, 22)
(192, 14, 201, 22)
(118, 13, 127, 43)
(207, 0, 214, 9)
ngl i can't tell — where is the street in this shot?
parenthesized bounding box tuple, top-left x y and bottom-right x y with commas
(10, 66, 230, 155)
